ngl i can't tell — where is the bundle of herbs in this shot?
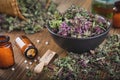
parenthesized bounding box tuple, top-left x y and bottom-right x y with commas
(49, 6, 110, 38)
(49, 35, 120, 80)
(0, 0, 57, 33)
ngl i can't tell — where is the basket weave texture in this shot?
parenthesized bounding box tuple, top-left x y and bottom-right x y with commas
(0, 0, 26, 20)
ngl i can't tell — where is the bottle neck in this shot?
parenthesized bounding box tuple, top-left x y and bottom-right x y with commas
(114, 1, 120, 12)
(0, 35, 10, 46)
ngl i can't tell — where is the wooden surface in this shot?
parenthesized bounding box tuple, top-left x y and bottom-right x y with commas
(0, 0, 120, 80)
(0, 29, 66, 80)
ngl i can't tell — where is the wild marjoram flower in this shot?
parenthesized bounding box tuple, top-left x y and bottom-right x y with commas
(49, 35, 120, 80)
(49, 6, 110, 38)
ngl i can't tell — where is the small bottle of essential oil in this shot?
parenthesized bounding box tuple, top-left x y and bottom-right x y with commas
(15, 35, 38, 59)
(0, 35, 15, 69)
(92, 0, 118, 19)
(113, 1, 120, 28)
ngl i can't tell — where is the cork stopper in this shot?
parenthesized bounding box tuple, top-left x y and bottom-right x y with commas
(34, 49, 56, 74)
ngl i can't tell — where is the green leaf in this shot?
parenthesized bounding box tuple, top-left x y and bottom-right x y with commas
(115, 56, 120, 63)
(49, 20, 62, 29)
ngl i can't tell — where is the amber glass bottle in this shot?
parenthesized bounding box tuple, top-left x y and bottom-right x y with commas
(15, 35, 38, 59)
(113, 1, 120, 28)
(0, 35, 15, 69)
(92, 0, 118, 19)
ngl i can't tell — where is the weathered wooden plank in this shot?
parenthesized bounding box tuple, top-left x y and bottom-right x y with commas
(0, 29, 66, 80)
(0, 0, 120, 80)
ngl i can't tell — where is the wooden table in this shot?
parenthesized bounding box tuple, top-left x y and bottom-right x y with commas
(0, 29, 67, 80)
(0, 0, 120, 80)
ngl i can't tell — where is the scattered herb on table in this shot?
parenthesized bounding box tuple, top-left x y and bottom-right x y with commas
(0, 0, 57, 33)
(49, 35, 120, 80)
(49, 6, 110, 38)
(26, 70, 33, 77)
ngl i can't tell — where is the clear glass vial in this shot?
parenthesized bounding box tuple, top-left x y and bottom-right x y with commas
(0, 35, 15, 69)
(15, 35, 38, 59)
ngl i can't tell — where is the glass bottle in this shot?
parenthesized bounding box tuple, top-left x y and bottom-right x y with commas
(15, 35, 38, 59)
(0, 35, 15, 69)
(113, 1, 120, 28)
(92, 0, 118, 19)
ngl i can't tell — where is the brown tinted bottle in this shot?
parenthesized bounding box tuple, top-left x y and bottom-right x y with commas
(113, 1, 120, 28)
(15, 35, 38, 59)
(0, 35, 15, 69)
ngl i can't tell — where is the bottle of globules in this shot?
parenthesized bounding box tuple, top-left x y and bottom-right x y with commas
(15, 35, 38, 59)
(0, 35, 15, 69)
(113, 1, 120, 28)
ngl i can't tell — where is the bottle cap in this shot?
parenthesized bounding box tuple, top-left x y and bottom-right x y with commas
(24, 46, 38, 59)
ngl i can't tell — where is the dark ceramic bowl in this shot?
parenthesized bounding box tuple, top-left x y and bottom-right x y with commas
(47, 24, 111, 53)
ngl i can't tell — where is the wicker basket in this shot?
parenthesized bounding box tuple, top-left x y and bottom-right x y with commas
(0, 0, 26, 20)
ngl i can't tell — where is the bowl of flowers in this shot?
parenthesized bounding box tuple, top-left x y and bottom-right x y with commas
(47, 6, 111, 53)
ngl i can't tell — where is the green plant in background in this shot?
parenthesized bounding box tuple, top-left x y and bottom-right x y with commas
(0, 0, 57, 34)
